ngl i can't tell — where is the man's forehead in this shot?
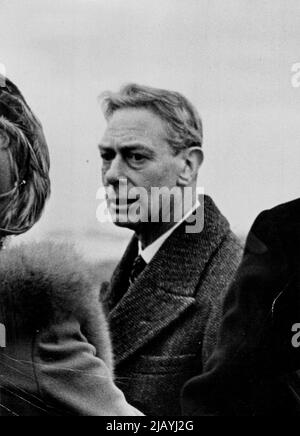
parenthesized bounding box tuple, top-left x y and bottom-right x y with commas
(102, 108, 166, 143)
(104, 125, 150, 139)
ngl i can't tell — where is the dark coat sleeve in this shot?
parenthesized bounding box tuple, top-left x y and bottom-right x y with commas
(181, 209, 295, 416)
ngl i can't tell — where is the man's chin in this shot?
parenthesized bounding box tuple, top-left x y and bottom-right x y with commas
(110, 213, 141, 231)
(108, 206, 144, 230)
(113, 220, 138, 231)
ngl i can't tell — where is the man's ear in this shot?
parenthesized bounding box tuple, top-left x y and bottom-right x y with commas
(177, 147, 204, 186)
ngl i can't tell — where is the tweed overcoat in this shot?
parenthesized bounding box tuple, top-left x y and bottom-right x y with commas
(101, 196, 243, 415)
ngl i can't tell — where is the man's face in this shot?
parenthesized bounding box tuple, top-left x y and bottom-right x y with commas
(99, 107, 183, 230)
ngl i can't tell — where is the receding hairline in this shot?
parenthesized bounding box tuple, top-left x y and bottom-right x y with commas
(102, 97, 175, 126)
(103, 104, 173, 135)
(100, 84, 203, 152)
(100, 107, 175, 155)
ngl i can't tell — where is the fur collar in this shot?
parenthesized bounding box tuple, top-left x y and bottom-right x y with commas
(0, 241, 113, 370)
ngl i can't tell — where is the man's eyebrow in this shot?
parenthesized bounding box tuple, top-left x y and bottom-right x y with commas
(98, 143, 111, 151)
(99, 142, 155, 154)
(121, 143, 154, 153)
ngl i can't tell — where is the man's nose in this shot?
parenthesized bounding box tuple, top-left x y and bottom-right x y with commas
(104, 155, 126, 186)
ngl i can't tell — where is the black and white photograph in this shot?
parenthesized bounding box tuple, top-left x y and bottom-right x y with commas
(0, 0, 300, 420)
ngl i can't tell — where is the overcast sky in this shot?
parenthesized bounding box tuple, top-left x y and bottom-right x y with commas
(0, 0, 300, 240)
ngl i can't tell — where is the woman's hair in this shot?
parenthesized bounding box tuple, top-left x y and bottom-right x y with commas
(100, 83, 203, 154)
(0, 75, 50, 235)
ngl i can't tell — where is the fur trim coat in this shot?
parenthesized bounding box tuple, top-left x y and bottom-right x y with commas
(0, 242, 141, 416)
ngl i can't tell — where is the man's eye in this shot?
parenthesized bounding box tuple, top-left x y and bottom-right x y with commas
(128, 153, 146, 163)
(101, 151, 114, 161)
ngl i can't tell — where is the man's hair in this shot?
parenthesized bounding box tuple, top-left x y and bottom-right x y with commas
(0, 75, 50, 235)
(100, 83, 203, 154)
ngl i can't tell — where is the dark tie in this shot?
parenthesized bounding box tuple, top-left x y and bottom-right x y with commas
(129, 255, 147, 286)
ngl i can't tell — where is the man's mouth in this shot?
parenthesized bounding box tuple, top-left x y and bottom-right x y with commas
(108, 198, 138, 209)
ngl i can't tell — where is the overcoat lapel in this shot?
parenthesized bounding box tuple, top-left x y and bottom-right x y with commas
(108, 196, 230, 366)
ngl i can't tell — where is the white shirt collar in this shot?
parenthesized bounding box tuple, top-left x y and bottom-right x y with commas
(138, 200, 200, 264)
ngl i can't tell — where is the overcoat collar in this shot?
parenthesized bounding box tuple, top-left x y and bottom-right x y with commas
(107, 195, 230, 365)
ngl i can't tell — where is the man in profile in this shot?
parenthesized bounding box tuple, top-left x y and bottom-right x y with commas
(99, 83, 242, 415)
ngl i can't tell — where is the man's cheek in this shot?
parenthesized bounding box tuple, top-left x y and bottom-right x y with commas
(101, 167, 106, 183)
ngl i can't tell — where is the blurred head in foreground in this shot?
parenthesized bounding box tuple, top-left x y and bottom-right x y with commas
(0, 75, 50, 242)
